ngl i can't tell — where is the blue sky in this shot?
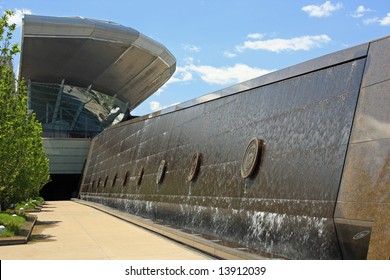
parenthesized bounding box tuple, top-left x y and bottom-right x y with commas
(2, 0, 390, 116)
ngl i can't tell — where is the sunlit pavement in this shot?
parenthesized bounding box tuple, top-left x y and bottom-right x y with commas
(0, 201, 211, 260)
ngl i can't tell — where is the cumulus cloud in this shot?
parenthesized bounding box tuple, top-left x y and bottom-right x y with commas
(7, 8, 32, 27)
(380, 13, 390, 25)
(149, 101, 181, 112)
(364, 12, 390, 26)
(169, 66, 194, 83)
(149, 101, 164, 111)
(182, 44, 201, 53)
(223, 51, 237, 58)
(302, 1, 342, 18)
(350, 6, 373, 18)
(247, 33, 265, 39)
(183, 63, 273, 85)
(153, 66, 193, 95)
(166, 61, 272, 86)
(160, 37, 277, 90)
(236, 34, 331, 53)
(363, 18, 376, 25)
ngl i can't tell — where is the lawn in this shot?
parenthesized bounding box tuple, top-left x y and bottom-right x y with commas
(0, 212, 26, 237)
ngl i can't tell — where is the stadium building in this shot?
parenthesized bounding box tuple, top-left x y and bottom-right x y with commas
(19, 14, 176, 199)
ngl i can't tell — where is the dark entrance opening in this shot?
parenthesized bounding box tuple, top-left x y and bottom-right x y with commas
(40, 174, 81, 201)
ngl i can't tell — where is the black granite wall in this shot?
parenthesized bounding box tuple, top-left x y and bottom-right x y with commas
(79, 47, 368, 259)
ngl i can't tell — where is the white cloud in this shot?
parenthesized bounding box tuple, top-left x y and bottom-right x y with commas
(364, 12, 390, 26)
(351, 6, 373, 18)
(149, 101, 164, 111)
(166, 66, 193, 85)
(182, 44, 201, 52)
(154, 88, 164, 96)
(247, 33, 265, 39)
(7, 9, 32, 27)
(364, 17, 379, 25)
(154, 66, 193, 95)
(302, 1, 342, 18)
(149, 101, 181, 112)
(223, 51, 237, 58)
(184, 57, 194, 64)
(184, 63, 273, 85)
(165, 59, 273, 86)
(379, 13, 390, 26)
(236, 34, 331, 53)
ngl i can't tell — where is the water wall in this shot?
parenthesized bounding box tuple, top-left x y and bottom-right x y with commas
(79, 36, 390, 259)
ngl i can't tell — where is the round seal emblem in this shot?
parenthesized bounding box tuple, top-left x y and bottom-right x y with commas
(156, 160, 167, 184)
(241, 138, 263, 179)
(188, 152, 202, 182)
(353, 230, 370, 240)
(136, 165, 144, 186)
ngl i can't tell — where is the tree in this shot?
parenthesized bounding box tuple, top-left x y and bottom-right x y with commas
(0, 10, 50, 210)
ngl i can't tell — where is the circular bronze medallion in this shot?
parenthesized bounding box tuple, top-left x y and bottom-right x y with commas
(156, 160, 167, 184)
(188, 152, 201, 182)
(241, 138, 263, 179)
(136, 166, 144, 186)
(353, 230, 370, 240)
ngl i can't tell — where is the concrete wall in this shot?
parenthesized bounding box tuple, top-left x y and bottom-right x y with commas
(43, 138, 91, 174)
(40, 138, 90, 200)
(79, 36, 389, 259)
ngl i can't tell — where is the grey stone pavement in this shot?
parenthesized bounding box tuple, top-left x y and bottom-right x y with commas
(0, 201, 212, 260)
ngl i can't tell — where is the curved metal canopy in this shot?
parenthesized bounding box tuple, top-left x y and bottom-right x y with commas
(20, 15, 176, 108)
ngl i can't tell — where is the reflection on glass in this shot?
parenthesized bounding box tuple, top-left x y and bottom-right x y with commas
(30, 81, 128, 138)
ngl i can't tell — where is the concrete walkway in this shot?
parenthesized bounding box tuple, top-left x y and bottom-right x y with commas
(0, 201, 211, 260)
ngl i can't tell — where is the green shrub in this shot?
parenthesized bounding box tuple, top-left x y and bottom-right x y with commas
(33, 196, 44, 204)
(13, 197, 44, 211)
(0, 212, 25, 237)
(0, 10, 50, 211)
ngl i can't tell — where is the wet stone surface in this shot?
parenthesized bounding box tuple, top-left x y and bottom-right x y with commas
(79, 53, 375, 259)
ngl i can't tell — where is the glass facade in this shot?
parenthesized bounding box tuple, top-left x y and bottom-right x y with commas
(29, 81, 129, 138)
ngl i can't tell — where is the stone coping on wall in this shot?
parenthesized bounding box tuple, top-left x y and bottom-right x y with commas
(72, 198, 273, 260)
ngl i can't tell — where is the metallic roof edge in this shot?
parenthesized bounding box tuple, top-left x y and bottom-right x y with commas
(20, 14, 176, 107)
(22, 14, 175, 71)
(23, 14, 139, 44)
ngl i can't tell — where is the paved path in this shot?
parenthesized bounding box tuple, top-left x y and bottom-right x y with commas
(0, 201, 211, 260)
